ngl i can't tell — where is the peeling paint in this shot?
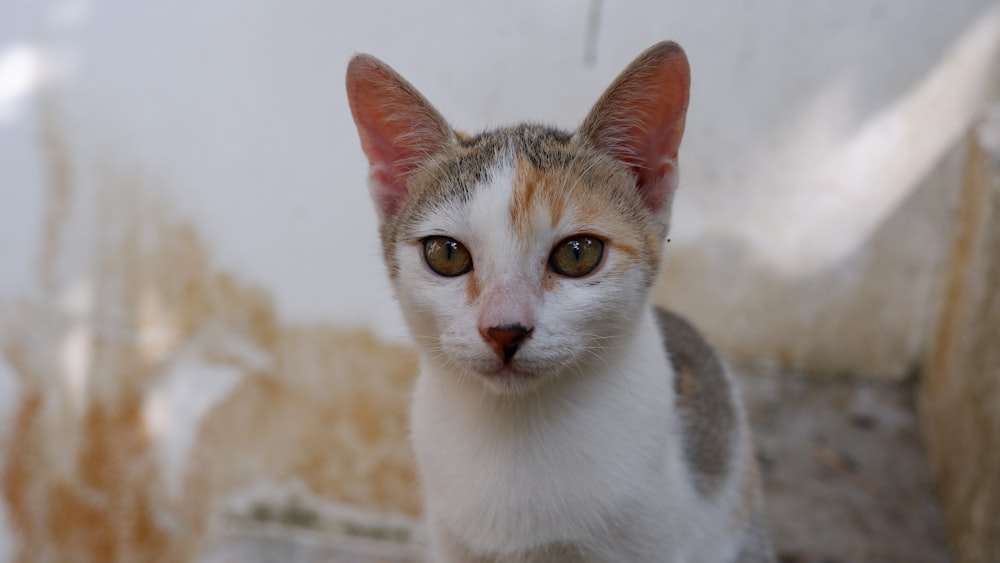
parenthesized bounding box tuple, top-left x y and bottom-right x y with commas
(1, 110, 421, 560)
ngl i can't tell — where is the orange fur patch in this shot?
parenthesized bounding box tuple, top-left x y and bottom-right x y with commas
(507, 155, 655, 286)
(466, 272, 481, 304)
(510, 158, 569, 240)
(612, 241, 640, 258)
(541, 272, 558, 292)
(509, 158, 540, 238)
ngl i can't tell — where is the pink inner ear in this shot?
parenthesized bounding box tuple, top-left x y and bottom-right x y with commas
(629, 110, 686, 214)
(351, 108, 410, 215)
(368, 164, 406, 217)
(346, 54, 452, 218)
(580, 42, 690, 215)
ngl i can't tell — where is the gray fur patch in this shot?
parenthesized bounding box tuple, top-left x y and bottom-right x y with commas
(654, 307, 736, 496)
(732, 512, 777, 563)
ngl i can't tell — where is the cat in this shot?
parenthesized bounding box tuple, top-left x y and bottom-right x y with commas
(345, 41, 774, 562)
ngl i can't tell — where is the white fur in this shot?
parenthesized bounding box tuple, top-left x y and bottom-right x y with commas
(392, 152, 752, 562)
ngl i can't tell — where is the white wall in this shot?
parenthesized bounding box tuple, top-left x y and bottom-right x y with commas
(2, 0, 1000, 557)
(2, 0, 999, 367)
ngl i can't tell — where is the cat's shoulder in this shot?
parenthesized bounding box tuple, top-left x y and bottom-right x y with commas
(653, 307, 720, 375)
(652, 306, 738, 496)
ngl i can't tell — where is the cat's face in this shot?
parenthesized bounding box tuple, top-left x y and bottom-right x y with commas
(346, 42, 690, 394)
(384, 128, 663, 393)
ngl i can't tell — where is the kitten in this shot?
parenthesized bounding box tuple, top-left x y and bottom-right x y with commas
(345, 41, 774, 562)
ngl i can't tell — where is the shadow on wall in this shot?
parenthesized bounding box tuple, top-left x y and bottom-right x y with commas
(655, 3, 1000, 379)
(0, 109, 421, 561)
(681, 0, 998, 202)
(656, 139, 965, 378)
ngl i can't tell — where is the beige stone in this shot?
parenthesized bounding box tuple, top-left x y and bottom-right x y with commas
(921, 109, 1000, 563)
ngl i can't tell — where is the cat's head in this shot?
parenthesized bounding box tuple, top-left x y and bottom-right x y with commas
(346, 42, 689, 394)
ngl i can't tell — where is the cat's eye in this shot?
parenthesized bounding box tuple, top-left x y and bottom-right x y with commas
(549, 236, 604, 278)
(423, 236, 473, 277)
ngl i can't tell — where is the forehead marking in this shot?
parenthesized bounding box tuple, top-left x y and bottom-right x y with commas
(509, 157, 539, 238)
(510, 157, 567, 241)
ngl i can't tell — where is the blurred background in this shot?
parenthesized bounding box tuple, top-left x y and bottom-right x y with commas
(1, 1, 999, 561)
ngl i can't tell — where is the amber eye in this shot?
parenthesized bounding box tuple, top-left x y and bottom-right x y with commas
(423, 236, 473, 277)
(549, 236, 604, 278)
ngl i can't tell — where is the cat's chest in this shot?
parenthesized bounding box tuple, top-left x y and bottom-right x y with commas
(411, 333, 682, 552)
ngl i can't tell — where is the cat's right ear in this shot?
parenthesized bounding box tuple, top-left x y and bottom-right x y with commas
(346, 55, 454, 219)
(579, 42, 690, 220)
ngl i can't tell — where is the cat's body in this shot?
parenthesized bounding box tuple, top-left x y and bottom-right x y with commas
(346, 42, 774, 562)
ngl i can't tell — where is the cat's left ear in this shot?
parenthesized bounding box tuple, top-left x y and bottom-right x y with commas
(346, 54, 454, 219)
(578, 41, 690, 218)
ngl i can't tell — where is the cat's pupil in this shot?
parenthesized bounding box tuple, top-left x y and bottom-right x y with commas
(549, 236, 604, 278)
(423, 236, 473, 277)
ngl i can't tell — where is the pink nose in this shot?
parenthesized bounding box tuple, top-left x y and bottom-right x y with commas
(479, 324, 533, 363)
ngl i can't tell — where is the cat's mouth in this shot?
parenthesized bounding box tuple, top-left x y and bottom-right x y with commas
(443, 346, 583, 394)
(473, 363, 548, 394)
(436, 333, 575, 391)
(482, 362, 535, 379)
(465, 354, 568, 393)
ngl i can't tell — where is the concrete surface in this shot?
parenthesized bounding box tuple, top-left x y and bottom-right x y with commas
(194, 364, 952, 563)
(746, 366, 951, 563)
